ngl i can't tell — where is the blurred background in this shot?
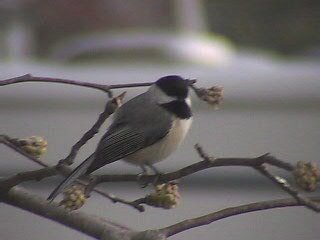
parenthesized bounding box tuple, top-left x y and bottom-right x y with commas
(1, 0, 319, 239)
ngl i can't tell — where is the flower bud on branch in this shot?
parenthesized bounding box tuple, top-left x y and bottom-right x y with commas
(293, 161, 320, 192)
(145, 183, 181, 209)
(191, 85, 224, 108)
(12, 136, 47, 159)
(59, 184, 87, 211)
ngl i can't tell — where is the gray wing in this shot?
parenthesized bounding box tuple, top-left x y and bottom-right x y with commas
(86, 92, 172, 173)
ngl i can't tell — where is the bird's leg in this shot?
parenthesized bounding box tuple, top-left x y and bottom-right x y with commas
(136, 164, 163, 187)
(147, 164, 161, 175)
(146, 164, 162, 185)
(84, 175, 98, 198)
(136, 165, 149, 188)
(140, 165, 148, 175)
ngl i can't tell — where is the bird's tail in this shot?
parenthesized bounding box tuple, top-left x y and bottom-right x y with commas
(47, 154, 95, 202)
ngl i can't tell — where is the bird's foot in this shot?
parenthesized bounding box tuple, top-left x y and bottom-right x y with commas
(136, 165, 163, 187)
(84, 176, 98, 198)
(136, 165, 149, 188)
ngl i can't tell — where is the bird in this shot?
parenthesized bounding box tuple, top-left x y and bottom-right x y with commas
(47, 75, 193, 201)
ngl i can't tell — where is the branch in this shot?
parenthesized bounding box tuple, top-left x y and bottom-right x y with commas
(94, 190, 146, 212)
(2, 73, 319, 239)
(1, 90, 149, 210)
(2, 187, 319, 240)
(0, 79, 317, 213)
(1, 187, 167, 240)
(2, 139, 318, 213)
(0, 186, 135, 240)
(255, 165, 320, 212)
(0, 166, 58, 192)
(0, 74, 112, 94)
(194, 145, 320, 212)
(59, 91, 126, 165)
(0, 90, 126, 167)
(92, 150, 294, 185)
(0, 135, 48, 167)
(159, 196, 320, 237)
(0, 136, 150, 212)
(0, 74, 196, 93)
(0, 161, 147, 212)
(0, 142, 297, 200)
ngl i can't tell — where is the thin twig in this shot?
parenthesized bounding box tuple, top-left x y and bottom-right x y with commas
(108, 78, 196, 89)
(0, 135, 144, 211)
(98, 150, 292, 185)
(0, 135, 315, 213)
(0, 74, 196, 93)
(159, 196, 320, 237)
(2, 74, 319, 238)
(1, 137, 295, 188)
(0, 135, 48, 167)
(59, 92, 126, 165)
(63, 149, 298, 205)
(255, 165, 320, 212)
(194, 144, 294, 171)
(94, 189, 146, 212)
(0, 74, 112, 94)
(94, 151, 294, 185)
(194, 144, 320, 212)
(0, 91, 147, 211)
(1, 142, 297, 194)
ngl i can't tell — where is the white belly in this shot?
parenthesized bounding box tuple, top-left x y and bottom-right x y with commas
(124, 117, 192, 166)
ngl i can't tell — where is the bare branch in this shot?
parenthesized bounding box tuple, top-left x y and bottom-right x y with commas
(1, 74, 318, 239)
(195, 145, 320, 212)
(0, 166, 58, 192)
(2, 139, 316, 213)
(0, 186, 135, 240)
(194, 144, 294, 171)
(255, 165, 320, 212)
(0, 152, 297, 189)
(0, 136, 144, 210)
(0, 142, 298, 201)
(159, 196, 320, 237)
(93, 150, 294, 185)
(95, 190, 146, 212)
(0, 74, 112, 93)
(4, 187, 318, 240)
(59, 92, 126, 165)
(1, 187, 166, 240)
(0, 77, 317, 214)
(0, 74, 196, 93)
(1, 91, 125, 169)
(0, 135, 48, 167)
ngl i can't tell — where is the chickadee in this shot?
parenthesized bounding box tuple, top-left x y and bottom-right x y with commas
(48, 75, 193, 201)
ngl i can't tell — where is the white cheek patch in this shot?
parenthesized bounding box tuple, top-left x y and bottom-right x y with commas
(155, 88, 178, 104)
(185, 97, 191, 107)
(151, 85, 191, 105)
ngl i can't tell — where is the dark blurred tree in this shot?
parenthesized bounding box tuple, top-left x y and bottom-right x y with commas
(1, 0, 319, 56)
(25, 0, 174, 56)
(205, 0, 320, 54)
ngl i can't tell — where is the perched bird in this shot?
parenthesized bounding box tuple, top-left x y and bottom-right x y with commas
(48, 75, 193, 201)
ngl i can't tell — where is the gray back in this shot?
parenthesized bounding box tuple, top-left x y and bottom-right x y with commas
(86, 90, 173, 173)
(110, 90, 173, 145)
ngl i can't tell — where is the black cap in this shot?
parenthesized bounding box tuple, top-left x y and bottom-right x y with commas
(155, 75, 189, 100)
